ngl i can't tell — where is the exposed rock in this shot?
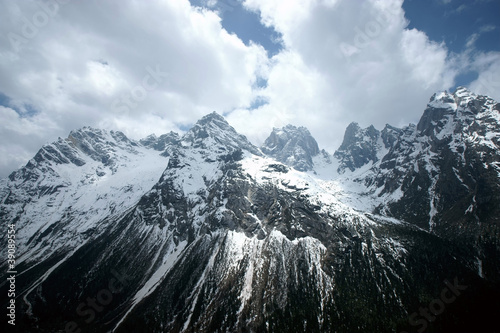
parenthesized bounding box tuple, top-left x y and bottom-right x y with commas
(261, 124, 319, 171)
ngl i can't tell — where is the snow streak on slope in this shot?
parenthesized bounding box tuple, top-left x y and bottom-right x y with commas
(113, 239, 187, 331)
(175, 229, 334, 333)
(22, 243, 86, 315)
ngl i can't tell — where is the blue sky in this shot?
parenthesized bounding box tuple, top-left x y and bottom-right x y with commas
(0, 0, 499, 178)
(190, 0, 283, 56)
(404, 0, 499, 53)
(403, 0, 500, 87)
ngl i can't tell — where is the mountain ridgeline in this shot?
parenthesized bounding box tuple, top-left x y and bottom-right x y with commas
(1, 87, 499, 332)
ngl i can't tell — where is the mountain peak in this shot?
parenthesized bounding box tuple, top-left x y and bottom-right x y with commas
(381, 124, 403, 149)
(427, 87, 478, 110)
(418, 91, 458, 134)
(195, 111, 228, 126)
(182, 112, 260, 154)
(428, 90, 456, 106)
(140, 131, 180, 152)
(68, 126, 105, 139)
(338, 122, 379, 150)
(188, 111, 232, 136)
(453, 86, 475, 98)
(261, 124, 319, 171)
(334, 122, 381, 172)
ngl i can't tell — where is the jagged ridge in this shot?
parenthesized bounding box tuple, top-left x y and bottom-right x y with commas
(1, 89, 500, 333)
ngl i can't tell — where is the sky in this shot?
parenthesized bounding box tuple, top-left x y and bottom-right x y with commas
(0, 0, 499, 178)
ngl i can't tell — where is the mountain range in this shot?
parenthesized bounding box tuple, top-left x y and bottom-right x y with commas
(1, 87, 499, 332)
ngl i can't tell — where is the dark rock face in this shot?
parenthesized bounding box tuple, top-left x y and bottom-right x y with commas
(375, 89, 500, 227)
(380, 124, 402, 150)
(140, 131, 180, 152)
(334, 122, 381, 172)
(355, 88, 500, 285)
(261, 125, 320, 171)
(67, 127, 139, 168)
(1, 93, 500, 333)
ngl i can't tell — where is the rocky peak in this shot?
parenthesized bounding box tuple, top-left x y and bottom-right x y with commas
(334, 122, 381, 172)
(6, 127, 148, 193)
(187, 112, 233, 137)
(65, 127, 139, 167)
(68, 126, 136, 150)
(14, 127, 138, 176)
(182, 112, 260, 154)
(417, 87, 499, 138)
(338, 123, 379, 150)
(261, 124, 320, 171)
(140, 131, 180, 151)
(380, 124, 402, 149)
(429, 90, 456, 105)
(454, 86, 499, 117)
(417, 91, 458, 136)
(453, 86, 474, 98)
(453, 86, 480, 107)
(195, 111, 228, 126)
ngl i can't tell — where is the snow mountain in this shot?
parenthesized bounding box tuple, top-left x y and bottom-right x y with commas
(261, 125, 320, 171)
(1, 88, 500, 333)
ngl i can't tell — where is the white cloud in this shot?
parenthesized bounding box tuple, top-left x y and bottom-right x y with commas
(230, 0, 456, 152)
(455, 4, 467, 13)
(0, 106, 60, 177)
(479, 25, 496, 33)
(0, 0, 267, 177)
(469, 52, 500, 101)
(0, 0, 495, 178)
(466, 33, 480, 49)
(400, 29, 452, 88)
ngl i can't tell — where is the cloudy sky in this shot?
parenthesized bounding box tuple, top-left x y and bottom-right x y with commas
(0, 0, 499, 178)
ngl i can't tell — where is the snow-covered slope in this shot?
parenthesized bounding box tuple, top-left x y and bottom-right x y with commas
(1, 88, 499, 333)
(0, 127, 169, 262)
(324, 88, 500, 229)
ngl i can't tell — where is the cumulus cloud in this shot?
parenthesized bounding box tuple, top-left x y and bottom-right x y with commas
(229, 0, 455, 152)
(469, 52, 500, 101)
(0, 105, 59, 175)
(0, 0, 267, 177)
(0, 0, 495, 177)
